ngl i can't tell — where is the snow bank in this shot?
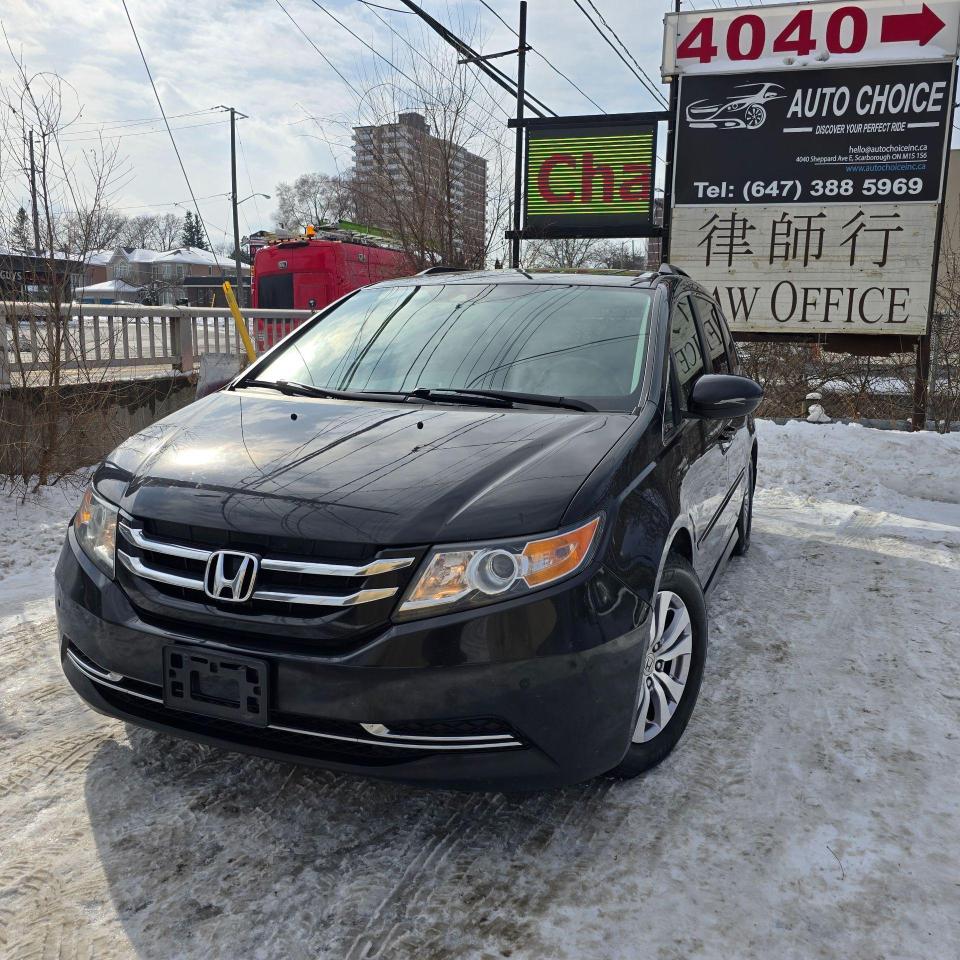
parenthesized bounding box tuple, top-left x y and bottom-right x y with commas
(1, 422, 959, 960)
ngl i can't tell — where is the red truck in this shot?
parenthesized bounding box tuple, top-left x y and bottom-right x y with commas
(251, 229, 411, 349)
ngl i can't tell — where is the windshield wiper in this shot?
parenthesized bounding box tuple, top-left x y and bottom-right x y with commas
(237, 380, 594, 412)
(237, 380, 428, 403)
(411, 387, 595, 412)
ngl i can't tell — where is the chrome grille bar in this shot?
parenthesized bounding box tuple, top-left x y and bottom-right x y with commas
(118, 551, 399, 607)
(259, 556, 415, 576)
(119, 523, 212, 562)
(118, 551, 205, 590)
(119, 522, 415, 578)
(252, 587, 398, 607)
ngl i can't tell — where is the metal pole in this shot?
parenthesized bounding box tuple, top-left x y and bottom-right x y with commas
(396, 0, 549, 117)
(659, 0, 681, 264)
(511, 1, 527, 269)
(28, 130, 40, 255)
(230, 108, 243, 308)
(912, 62, 957, 430)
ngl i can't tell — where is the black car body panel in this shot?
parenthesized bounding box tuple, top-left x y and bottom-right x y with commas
(57, 269, 758, 790)
(96, 391, 636, 547)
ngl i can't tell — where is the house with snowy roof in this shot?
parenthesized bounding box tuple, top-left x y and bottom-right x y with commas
(97, 245, 249, 305)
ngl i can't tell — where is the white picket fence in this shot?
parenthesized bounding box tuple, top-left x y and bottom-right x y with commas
(1, 302, 313, 387)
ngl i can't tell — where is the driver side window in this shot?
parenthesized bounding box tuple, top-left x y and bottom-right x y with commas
(669, 297, 705, 412)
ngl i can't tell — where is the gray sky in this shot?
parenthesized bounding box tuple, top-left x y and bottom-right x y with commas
(0, 0, 671, 250)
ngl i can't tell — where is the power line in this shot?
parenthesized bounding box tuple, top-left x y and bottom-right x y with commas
(113, 191, 232, 212)
(570, 0, 668, 108)
(308, 0, 433, 97)
(60, 118, 231, 143)
(119, 0, 221, 264)
(273, 0, 366, 103)
(67, 108, 218, 132)
(353, 0, 515, 125)
(357, 0, 413, 11)
(476, 0, 607, 114)
(236, 129, 266, 227)
(584, 0, 667, 106)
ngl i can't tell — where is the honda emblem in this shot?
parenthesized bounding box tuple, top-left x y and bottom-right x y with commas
(204, 550, 259, 602)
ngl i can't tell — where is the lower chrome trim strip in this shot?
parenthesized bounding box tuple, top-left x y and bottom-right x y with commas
(268, 723, 522, 751)
(67, 655, 523, 752)
(360, 722, 517, 743)
(66, 649, 164, 704)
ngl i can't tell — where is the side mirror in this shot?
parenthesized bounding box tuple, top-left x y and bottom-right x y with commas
(688, 374, 764, 420)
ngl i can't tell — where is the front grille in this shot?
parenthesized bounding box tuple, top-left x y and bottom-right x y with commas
(115, 517, 424, 641)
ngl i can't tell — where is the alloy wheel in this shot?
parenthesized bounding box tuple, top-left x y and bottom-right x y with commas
(632, 590, 693, 743)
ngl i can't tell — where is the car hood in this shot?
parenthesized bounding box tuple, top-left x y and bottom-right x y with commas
(95, 390, 635, 548)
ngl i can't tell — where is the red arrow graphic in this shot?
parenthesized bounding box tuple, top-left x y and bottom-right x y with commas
(881, 3, 945, 45)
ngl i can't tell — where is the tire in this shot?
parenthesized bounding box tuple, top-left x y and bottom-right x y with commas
(732, 463, 754, 557)
(606, 554, 708, 779)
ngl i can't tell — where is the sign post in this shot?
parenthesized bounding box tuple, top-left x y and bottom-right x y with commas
(662, 0, 960, 428)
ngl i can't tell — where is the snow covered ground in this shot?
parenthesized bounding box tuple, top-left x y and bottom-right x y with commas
(0, 421, 958, 959)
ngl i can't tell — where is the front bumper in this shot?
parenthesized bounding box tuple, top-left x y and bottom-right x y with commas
(56, 530, 651, 790)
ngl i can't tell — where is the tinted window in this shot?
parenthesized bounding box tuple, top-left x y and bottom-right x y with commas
(718, 308, 740, 372)
(257, 273, 294, 309)
(670, 297, 704, 408)
(256, 283, 654, 408)
(697, 298, 730, 375)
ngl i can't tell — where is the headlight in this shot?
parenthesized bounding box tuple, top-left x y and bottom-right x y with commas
(74, 485, 118, 578)
(397, 516, 602, 619)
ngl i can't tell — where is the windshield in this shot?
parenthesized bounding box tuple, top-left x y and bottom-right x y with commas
(254, 282, 654, 409)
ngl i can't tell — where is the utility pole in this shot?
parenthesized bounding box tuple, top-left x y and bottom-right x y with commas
(28, 130, 40, 255)
(511, 1, 527, 269)
(229, 108, 242, 307)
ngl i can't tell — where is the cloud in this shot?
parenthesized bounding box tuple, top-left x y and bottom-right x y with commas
(0, 0, 672, 242)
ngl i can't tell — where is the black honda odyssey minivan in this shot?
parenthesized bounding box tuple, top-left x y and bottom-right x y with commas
(56, 266, 762, 790)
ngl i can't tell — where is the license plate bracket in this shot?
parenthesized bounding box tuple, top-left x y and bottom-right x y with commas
(163, 646, 269, 728)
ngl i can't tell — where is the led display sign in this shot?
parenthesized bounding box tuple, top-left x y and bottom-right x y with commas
(523, 122, 657, 237)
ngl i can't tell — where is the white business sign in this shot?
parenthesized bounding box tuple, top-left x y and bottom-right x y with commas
(670, 202, 935, 335)
(663, 0, 960, 76)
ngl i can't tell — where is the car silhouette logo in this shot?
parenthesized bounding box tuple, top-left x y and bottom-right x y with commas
(685, 82, 785, 130)
(204, 550, 259, 602)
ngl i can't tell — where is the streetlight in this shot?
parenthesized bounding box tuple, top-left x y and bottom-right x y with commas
(238, 193, 270, 205)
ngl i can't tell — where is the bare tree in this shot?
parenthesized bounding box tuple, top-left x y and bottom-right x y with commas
(121, 213, 158, 249)
(153, 212, 183, 250)
(345, 26, 511, 270)
(929, 210, 960, 430)
(0, 46, 130, 488)
(273, 172, 353, 230)
(525, 238, 605, 270)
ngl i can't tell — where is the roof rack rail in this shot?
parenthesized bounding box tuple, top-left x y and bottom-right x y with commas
(657, 263, 690, 278)
(416, 265, 470, 276)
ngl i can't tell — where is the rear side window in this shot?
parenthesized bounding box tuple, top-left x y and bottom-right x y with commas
(670, 297, 704, 409)
(697, 297, 731, 375)
(257, 273, 294, 309)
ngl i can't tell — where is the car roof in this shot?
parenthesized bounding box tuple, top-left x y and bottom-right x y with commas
(375, 268, 700, 293)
